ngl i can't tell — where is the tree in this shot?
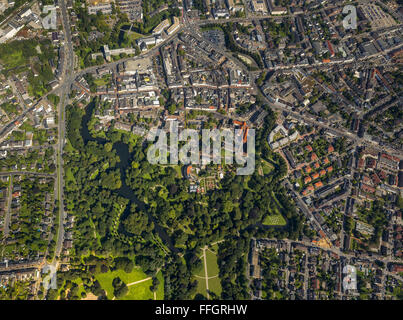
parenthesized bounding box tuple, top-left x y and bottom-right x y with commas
(105, 142, 113, 152)
(114, 257, 134, 273)
(167, 103, 177, 114)
(90, 280, 105, 297)
(112, 277, 128, 299)
(150, 276, 160, 292)
(99, 169, 121, 190)
(168, 184, 178, 196)
(122, 206, 149, 236)
(173, 230, 188, 246)
(222, 200, 233, 214)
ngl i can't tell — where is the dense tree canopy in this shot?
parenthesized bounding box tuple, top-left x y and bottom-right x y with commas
(61, 98, 305, 299)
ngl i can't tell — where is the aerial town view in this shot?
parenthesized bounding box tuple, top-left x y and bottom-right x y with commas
(0, 0, 401, 308)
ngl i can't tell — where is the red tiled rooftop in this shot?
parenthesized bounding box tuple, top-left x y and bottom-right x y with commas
(311, 173, 319, 180)
(314, 181, 323, 189)
(361, 184, 375, 194)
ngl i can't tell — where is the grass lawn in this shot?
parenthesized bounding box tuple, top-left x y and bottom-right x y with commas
(95, 268, 164, 300)
(57, 278, 86, 299)
(142, 172, 152, 180)
(64, 139, 76, 154)
(193, 246, 222, 298)
(129, 32, 144, 41)
(237, 54, 254, 66)
(0, 40, 44, 75)
(95, 267, 149, 299)
(210, 243, 219, 253)
(195, 276, 207, 297)
(72, 278, 86, 298)
(263, 214, 287, 226)
(273, 131, 284, 141)
(207, 276, 222, 297)
(122, 278, 153, 300)
(0, 50, 26, 70)
(93, 75, 111, 86)
(194, 263, 205, 278)
(155, 271, 164, 299)
(205, 249, 219, 276)
(122, 270, 164, 300)
(261, 159, 274, 175)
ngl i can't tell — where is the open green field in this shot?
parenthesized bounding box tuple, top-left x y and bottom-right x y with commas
(263, 193, 286, 226)
(0, 40, 49, 79)
(56, 277, 86, 299)
(237, 54, 254, 66)
(128, 31, 144, 41)
(0, 50, 25, 69)
(193, 246, 222, 299)
(53, 265, 164, 301)
(196, 275, 207, 295)
(211, 243, 219, 253)
(273, 131, 284, 142)
(95, 267, 150, 299)
(122, 270, 164, 300)
(93, 75, 111, 87)
(261, 159, 274, 175)
(194, 263, 205, 278)
(72, 278, 86, 298)
(155, 271, 164, 299)
(263, 214, 287, 226)
(205, 249, 219, 276)
(207, 276, 222, 297)
(122, 278, 153, 300)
